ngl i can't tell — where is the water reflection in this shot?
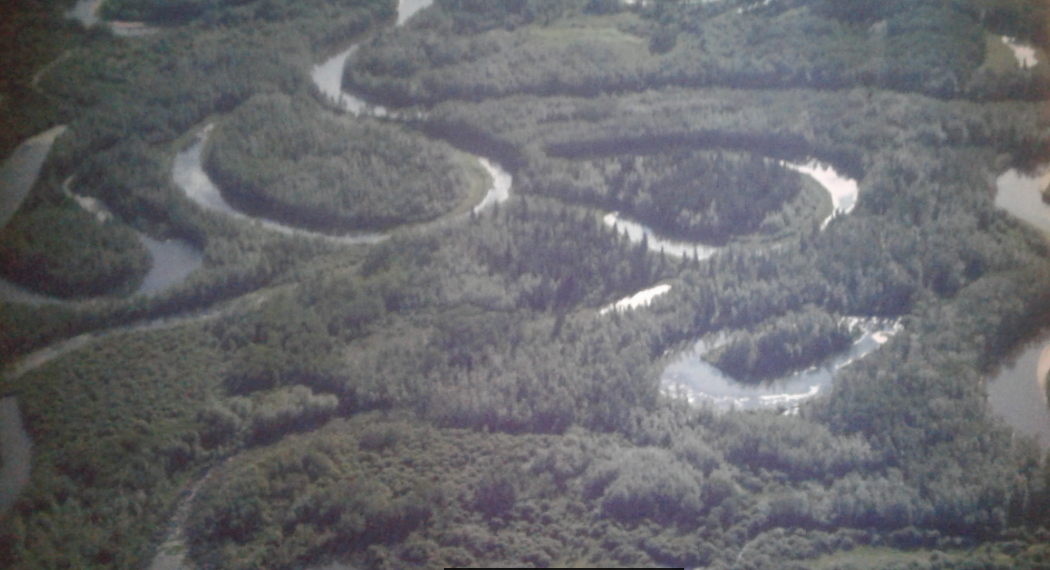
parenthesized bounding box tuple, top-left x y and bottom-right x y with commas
(311, 46, 369, 114)
(137, 236, 203, 295)
(986, 333, 1050, 449)
(782, 160, 858, 229)
(397, 0, 433, 25)
(603, 212, 720, 259)
(64, 177, 203, 295)
(174, 127, 511, 242)
(1002, 36, 1039, 68)
(990, 166, 1050, 448)
(600, 283, 672, 315)
(995, 167, 1050, 234)
(312, 0, 435, 113)
(662, 318, 902, 411)
(173, 129, 387, 245)
(602, 158, 860, 258)
(0, 278, 56, 305)
(471, 158, 512, 214)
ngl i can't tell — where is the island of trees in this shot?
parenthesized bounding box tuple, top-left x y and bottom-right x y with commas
(204, 93, 487, 233)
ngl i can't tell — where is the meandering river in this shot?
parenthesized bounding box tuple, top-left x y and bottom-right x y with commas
(603, 158, 858, 261)
(628, 159, 879, 410)
(172, 127, 510, 242)
(990, 166, 1050, 448)
(662, 318, 903, 412)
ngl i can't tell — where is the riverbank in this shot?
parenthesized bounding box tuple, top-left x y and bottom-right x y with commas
(991, 166, 1050, 447)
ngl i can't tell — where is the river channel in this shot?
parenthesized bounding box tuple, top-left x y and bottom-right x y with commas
(603, 158, 858, 261)
(990, 166, 1050, 448)
(634, 158, 875, 410)
(662, 318, 903, 412)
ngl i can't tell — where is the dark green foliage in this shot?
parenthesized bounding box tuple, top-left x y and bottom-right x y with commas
(77, 139, 206, 244)
(0, 204, 151, 297)
(212, 281, 386, 396)
(704, 306, 853, 382)
(205, 93, 476, 232)
(0, 324, 226, 569)
(462, 199, 668, 309)
(0, 0, 80, 159)
(99, 0, 396, 49)
(521, 150, 805, 244)
(345, 0, 1023, 106)
(882, 4, 987, 96)
(588, 447, 706, 524)
(6, 1, 1050, 569)
(474, 474, 517, 518)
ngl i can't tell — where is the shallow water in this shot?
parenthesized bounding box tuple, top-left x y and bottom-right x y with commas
(986, 333, 1050, 449)
(1002, 36, 1039, 68)
(137, 236, 204, 295)
(310, 46, 369, 114)
(600, 283, 672, 315)
(397, 0, 433, 25)
(602, 212, 720, 259)
(783, 160, 858, 229)
(471, 158, 512, 214)
(990, 167, 1050, 448)
(311, 0, 435, 113)
(661, 318, 902, 411)
(602, 158, 859, 258)
(173, 131, 388, 245)
(994, 167, 1050, 234)
(175, 127, 511, 242)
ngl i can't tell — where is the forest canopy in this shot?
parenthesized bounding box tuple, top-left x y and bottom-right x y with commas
(3, 0, 1050, 569)
(204, 93, 484, 232)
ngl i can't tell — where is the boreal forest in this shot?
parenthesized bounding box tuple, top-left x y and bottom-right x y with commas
(2, 0, 1050, 569)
